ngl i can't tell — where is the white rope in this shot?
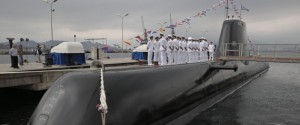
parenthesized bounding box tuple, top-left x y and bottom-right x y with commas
(96, 68, 108, 125)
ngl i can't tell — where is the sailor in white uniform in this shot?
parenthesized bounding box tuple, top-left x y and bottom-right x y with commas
(187, 37, 193, 63)
(177, 36, 183, 64)
(158, 33, 167, 65)
(203, 38, 209, 61)
(192, 39, 197, 63)
(147, 36, 154, 65)
(195, 39, 200, 62)
(153, 37, 160, 65)
(208, 41, 215, 61)
(166, 35, 173, 65)
(172, 35, 179, 65)
(199, 37, 205, 62)
(181, 37, 188, 64)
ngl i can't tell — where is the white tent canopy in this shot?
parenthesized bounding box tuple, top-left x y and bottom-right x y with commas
(133, 44, 147, 52)
(51, 42, 85, 53)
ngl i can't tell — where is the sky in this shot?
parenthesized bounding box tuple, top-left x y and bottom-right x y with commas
(1, 0, 300, 48)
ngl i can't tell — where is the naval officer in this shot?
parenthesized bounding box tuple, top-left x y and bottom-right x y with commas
(147, 36, 154, 65)
(166, 35, 173, 65)
(208, 41, 215, 61)
(172, 35, 179, 65)
(153, 37, 160, 65)
(187, 37, 193, 63)
(158, 33, 167, 65)
(181, 37, 188, 64)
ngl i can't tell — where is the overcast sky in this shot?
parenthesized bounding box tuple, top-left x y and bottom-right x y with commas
(1, 0, 300, 48)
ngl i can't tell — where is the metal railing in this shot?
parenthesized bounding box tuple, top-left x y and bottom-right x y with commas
(219, 43, 300, 63)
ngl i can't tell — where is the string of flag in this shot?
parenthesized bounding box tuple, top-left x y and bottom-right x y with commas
(122, 0, 249, 46)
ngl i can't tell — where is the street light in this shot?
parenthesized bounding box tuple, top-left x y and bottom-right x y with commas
(185, 27, 191, 38)
(25, 38, 29, 60)
(116, 13, 129, 53)
(44, 0, 58, 47)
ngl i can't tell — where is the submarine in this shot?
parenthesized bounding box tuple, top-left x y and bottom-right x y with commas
(28, 20, 269, 125)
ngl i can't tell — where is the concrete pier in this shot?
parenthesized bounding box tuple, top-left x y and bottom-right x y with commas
(0, 58, 139, 90)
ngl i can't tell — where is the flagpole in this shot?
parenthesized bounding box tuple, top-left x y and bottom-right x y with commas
(240, 4, 242, 20)
(170, 13, 175, 35)
(226, 0, 229, 20)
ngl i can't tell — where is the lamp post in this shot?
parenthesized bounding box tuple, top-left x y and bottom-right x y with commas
(25, 38, 29, 60)
(116, 13, 129, 53)
(185, 27, 191, 38)
(20, 38, 24, 60)
(44, 0, 58, 47)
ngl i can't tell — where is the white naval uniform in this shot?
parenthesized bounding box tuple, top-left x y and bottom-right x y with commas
(199, 40, 205, 62)
(153, 40, 159, 62)
(166, 39, 173, 65)
(182, 40, 188, 64)
(187, 40, 193, 63)
(208, 44, 215, 61)
(172, 39, 179, 65)
(196, 42, 200, 62)
(192, 41, 197, 63)
(177, 40, 182, 64)
(147, 40, 154, 65)
(159, 37, 167, 65)
(203, 41, 209, 61)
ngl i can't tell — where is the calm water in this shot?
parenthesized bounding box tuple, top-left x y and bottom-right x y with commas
(188, 62, 300, 125)
(0, 63, 300, 124)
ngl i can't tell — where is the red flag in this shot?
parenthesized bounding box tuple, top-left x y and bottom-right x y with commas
(135, 36, 143, 42)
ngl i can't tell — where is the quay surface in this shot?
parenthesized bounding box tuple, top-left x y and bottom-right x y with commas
(0, 58, 138, 90)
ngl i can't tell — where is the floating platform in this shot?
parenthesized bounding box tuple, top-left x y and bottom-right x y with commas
(0, 58, 139, 90)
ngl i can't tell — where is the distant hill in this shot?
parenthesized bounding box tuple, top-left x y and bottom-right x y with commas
(0, 40, 39, 50)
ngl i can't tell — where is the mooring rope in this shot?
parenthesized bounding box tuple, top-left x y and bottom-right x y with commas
(96, 68, 108, 125)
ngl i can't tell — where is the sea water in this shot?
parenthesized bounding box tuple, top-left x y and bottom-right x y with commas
(0, 63, 299, 124)
(188, 62, 300, 125)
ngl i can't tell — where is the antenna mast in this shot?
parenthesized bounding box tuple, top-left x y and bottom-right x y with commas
(141, 16, 148, 42)
(225, 0, 229, 20)
(170, 13, 175, 35)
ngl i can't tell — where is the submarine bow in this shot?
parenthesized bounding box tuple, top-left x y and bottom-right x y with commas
(28, 20, 269, 125)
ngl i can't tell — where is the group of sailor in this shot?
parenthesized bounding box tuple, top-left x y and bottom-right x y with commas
(147, 33, 216, 66)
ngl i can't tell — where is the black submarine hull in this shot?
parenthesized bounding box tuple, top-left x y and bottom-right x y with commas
(28, 20, 269, 125)
(28, 61, 269, 125)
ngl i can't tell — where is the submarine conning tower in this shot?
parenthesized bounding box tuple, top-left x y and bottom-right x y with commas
(216, 19, 250, 57)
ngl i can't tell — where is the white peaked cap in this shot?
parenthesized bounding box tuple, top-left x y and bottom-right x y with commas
(168, 35, 172, 37)
(188, 37, 193, 40)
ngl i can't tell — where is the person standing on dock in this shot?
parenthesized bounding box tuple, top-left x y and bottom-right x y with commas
(9, 44, 19, 69)
(158, 33, 167, 66)
(147, 36, 154, 65)
(18, 45, 24, 66)
(36, 44, 42, 63)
